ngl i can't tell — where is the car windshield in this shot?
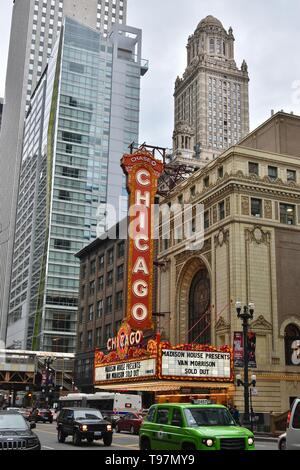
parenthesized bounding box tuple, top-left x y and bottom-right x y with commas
(184, 407, 236, 427)
(74, 410, 103, 420)
(0, 414, 28, 430)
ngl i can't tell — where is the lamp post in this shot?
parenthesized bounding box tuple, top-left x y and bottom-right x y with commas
(235, 301, 255, 429)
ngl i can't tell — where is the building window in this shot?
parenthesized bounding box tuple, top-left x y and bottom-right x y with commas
(280, 204, 295, 225)
(251, 198, 263, 218)
(204, 211, 209, 229)
(54, 239, 71, 251)
(219, 201, 225, 220)
(107, 249, 114, 265)
(79, 333, 83, 351)
(116, 291, 123, 311)
(90, 259, 96, 275)
(88, 304, 94, 322)
(105, 324, 112, 342)
(81, 285, 85, 299)
(190, 186, 196, 197)
(98, 255, 104, 270)
(87, 331, 93, 349)
(106, 296, 112, 314)
(117, 264, 124, 282)
(204, 176, 209, 188)
(249, 162, 259, 176)
(117, 241, 125, 258)
(89, 281, 95, 296)
(107, 271, 113, 286)
(97, 300, 103, 318)
(268, 166, 278, 181)
(98, 276, 104, 291)
(79, 308, 84, 324)
(218, 167, 224, 179)
(287, 169, 296, 183)
(96, 328, 102, 348)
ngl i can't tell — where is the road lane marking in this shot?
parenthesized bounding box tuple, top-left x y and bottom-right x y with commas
(42, 446, 55, 450)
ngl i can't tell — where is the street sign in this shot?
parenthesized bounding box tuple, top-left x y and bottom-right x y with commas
(251, 388, 258, 396)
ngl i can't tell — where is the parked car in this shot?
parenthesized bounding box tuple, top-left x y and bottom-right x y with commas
(278, 432, 287, 450)
(286, 398, 300, 450)
(29, 408, 53, 424)
(57, 408, 113, 447)
(0, 410, 41, 450)
(139, 404, 255, 451)
(115, 413, 143, 435)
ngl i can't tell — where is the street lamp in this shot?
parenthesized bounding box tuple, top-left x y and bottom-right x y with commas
(235, 301, 255, 429)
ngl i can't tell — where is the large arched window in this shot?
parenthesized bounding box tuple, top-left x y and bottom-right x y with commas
(188, 268, 211, 344)
(285, 324, 300, 366)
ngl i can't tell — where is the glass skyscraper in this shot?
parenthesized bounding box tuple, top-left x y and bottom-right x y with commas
(6, 17, 147, 352)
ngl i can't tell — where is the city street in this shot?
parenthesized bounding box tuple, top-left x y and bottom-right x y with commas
(34, 423, 278, 451)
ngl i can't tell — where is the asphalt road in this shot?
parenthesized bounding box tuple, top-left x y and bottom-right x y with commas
(34, 423, 279, 451)
(35, 423, 139, 451)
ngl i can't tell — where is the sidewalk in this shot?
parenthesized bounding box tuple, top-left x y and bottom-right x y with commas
(254, 433, 279, 443)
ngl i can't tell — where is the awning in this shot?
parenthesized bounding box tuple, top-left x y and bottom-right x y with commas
(95, 381, 235, 393)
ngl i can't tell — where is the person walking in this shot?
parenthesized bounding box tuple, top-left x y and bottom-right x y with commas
(232, 406, 241, 425)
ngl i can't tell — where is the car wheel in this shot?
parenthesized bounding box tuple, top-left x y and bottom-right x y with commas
(140, 437, 151, 450)
(103, 434, 113, 447)
(73, 431, 82, 447)
(279, 438, 287, 450)
(57, 429, 66, 443)
(130, 426, 135, 435)
(87, 437, 94, 444)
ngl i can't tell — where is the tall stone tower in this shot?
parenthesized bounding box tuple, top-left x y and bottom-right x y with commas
(173, 15, 249, 166)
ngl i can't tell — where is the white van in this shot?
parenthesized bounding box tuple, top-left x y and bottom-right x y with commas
(286, 398, 300, 450)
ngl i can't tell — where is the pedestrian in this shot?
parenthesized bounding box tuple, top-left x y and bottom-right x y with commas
(232, 406, 240, 425)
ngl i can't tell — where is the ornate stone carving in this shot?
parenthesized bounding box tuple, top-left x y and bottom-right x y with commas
(241, 196, 250, 216)
(264, 200, 273, 219)
(250, 315, 272, 332)
(215, 316, 230, 332)
(214, 228, 230, 248)
(174, 239, 212, 266)
(245, 226, 271, 245)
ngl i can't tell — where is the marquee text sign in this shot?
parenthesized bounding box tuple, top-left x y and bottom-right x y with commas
(161, 349, 231, 380)
(95, 358, 156, 383)
(121, 151, 164, 331)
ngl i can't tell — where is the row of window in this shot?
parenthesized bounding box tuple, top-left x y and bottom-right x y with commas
(81, 264, 124, 298)
(80, 291, 124, 323)
(78, 319, 122, 351)
(82, 243, 125, 278)
(249, 162, 297, 182)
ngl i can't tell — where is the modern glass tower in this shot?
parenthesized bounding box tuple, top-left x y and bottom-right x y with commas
(6, 17, 147, 352)
(0, 0, 128, 343)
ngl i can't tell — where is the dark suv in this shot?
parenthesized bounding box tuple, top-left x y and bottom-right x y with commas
(0, 411, 41, 451)
(57, 408, 113, 446)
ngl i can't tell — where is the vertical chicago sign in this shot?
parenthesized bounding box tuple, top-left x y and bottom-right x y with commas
(121, 150, 164, 331)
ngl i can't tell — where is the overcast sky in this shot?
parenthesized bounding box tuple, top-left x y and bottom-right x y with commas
(1, 0, 300, 148)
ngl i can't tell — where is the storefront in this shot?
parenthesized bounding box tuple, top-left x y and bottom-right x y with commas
(94, 330, 235, 407)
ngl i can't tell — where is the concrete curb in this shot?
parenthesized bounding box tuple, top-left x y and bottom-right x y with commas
(254, 436, 278, 443)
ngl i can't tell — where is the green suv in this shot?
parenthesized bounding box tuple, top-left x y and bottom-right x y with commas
(139, 404, 255, 451)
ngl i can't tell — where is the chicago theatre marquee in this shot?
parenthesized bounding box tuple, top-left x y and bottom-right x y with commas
(94, 148, 235, 404)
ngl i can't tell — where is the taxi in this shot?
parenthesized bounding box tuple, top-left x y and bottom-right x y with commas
(139, 404, 255, 451)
